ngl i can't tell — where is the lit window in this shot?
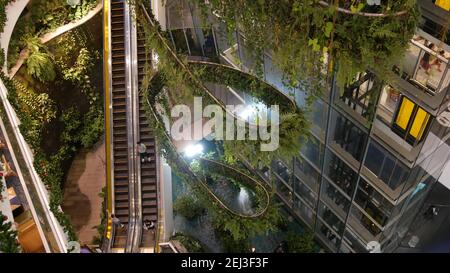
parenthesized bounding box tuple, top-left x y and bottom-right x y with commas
(393, 96, 431, 144)
(435, 0, 450, 11)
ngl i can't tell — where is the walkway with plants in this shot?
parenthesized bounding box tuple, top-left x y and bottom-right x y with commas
(0, 0, 105, 248)
(8, 1, 103, 78)
(135, 0, 419, 251)
(135, 3, 304, 244)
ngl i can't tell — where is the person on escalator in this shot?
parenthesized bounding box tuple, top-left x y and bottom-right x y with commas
(143, 219, 155, 231)
(138, 141, 152, 163)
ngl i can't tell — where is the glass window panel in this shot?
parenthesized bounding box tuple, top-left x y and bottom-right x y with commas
(170, 29, 189, 54)
(318, 202, 345, 235)
(202, 28, 217, 58)
(185, 28, 203, 56)
(294, 177, 316, 208)
(409, 107, 430, 140)
(379, 156, 395, 184)
(294, 157, 320, 193)
(294, 199, 315, 227)
(320, 178, 351, 219)
(275, 176, 293, 204)
(324, 149, 357, 197)
(365, 141, 384, 176)
(273, 160, 292, 185)
(317, 220, 341, 250)
(364, 140, 409, 191)
(377, 85, 400, 124)
(350, 206, 382, 237)
(300, 136, 323, 168)
(343, 229, 369, 253)
(329, 109, 367, 162)
(395, 96, 414, 130)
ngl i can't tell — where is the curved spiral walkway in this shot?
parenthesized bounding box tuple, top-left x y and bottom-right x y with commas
(138, 5, 304, 219)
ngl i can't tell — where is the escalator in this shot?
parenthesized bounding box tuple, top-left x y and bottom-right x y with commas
(110, 0, 130, 249)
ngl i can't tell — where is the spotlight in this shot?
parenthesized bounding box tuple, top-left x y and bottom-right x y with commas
(184, 143, 204, 158)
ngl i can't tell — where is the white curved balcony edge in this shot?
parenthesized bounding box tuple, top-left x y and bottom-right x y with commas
(0, 0, 68, 252)
(0, 0, 30, 72)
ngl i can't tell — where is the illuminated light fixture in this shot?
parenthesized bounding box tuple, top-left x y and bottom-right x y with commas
(184, 143, 204, 158)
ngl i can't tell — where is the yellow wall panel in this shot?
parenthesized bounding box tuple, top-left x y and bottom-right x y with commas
(410, 108, 429, 140)
(395, 97, 414, 130)
(436, 0, 450, 11)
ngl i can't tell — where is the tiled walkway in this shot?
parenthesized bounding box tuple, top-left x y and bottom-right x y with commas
(62, 139, 106, 245)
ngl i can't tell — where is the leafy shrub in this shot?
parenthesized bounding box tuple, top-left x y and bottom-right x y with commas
(26, 51, 56, 82)
(173, 194, 204, 220)
(285, 230, 316, 253)
(171, 232, 205, 253)
(0, 212, 20, 253)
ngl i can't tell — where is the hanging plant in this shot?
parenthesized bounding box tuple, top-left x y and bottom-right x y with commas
(192, 0, 419, 98)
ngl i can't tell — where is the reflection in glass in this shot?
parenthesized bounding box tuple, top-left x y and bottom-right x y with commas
(364, 140, 409, 190)
(293, 157, 320, 193)
(317, 220, 341, 250)
(170, 29, 189, 54)
(323, 149, 357, 197)
(354, 179, 393, 227)
(294, 177, 317, 209)
(318, 202, 345, 235)
(294, 199, 315, 227)
(300, 135, 323, 168)
(329, 109, 367, 162)
(320, 178, 351, 219)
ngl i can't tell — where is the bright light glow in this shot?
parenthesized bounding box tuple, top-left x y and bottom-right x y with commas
(184, 143, 204, 158)
(239, 105, 255, 119)
(238, 102, 268, 120)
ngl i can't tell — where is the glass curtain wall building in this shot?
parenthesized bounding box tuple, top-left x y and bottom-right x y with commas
(159, 0, 450, 253)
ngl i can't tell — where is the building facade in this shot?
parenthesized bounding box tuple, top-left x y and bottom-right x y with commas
(156, 0, 450, 253)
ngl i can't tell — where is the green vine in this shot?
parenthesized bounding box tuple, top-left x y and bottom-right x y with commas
(191, 0, 419, 96)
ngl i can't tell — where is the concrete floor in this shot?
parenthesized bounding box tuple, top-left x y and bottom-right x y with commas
(62, 140, 106, 245)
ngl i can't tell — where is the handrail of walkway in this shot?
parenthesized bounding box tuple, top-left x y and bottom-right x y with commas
(144, 73, 271, 218)
(103, 0, 114, 251)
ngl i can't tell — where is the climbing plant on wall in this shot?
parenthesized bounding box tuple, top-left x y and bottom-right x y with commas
(192, 0, 419, 97)
(0, 212, 20, 253)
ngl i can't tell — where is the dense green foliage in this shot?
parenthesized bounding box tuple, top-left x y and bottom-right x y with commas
(22, 35, 56, 82)
(0, 212, 20, 253)
(93, 187, 107, 245)
(192, 0, 419, 95)
(0, 17, 103, 244)
(7, 0, 99, 69)
(0, 0, 13, 34)
(285, 230, 316, 253)
(173, 194, 205, 220)
(171, 232, 205, 253)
